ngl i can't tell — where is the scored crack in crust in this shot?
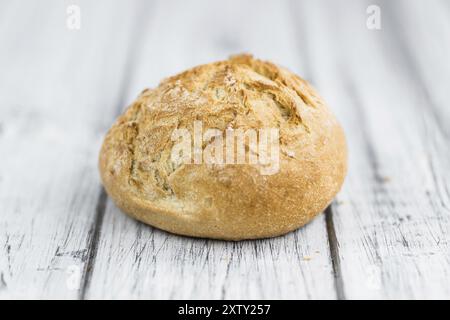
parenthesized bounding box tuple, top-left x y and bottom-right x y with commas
(99, 54, 347, 240)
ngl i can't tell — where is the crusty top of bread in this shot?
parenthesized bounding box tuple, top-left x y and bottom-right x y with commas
(99, 54, 347, 240)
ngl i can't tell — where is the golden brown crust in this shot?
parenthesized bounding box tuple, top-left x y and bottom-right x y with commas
(99, 54, 347, 240)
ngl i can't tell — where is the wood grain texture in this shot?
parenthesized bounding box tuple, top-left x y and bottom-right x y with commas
(0, 0, 152, 299)
(291, 0, 450, 299)
(1, 0, 449, 299)
(84, 0, 337, 300)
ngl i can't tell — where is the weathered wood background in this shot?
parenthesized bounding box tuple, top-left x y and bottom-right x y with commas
(1, 0, 449, 299)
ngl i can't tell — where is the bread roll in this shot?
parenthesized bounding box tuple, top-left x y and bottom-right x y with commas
(99, 54, 347, 240)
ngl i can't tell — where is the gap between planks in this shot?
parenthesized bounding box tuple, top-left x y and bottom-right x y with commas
(325, 206, 346, 300)
(78, 1, 155, 299)
(288, 0, 345, 300)
(82, 0, 349, 300)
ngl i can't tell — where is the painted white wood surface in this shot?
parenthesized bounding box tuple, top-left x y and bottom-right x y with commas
(292, 0, 450, 299)
(0, 0, 154, 299)
(0, 0, 449, 299)
(84, 0, 336, 300)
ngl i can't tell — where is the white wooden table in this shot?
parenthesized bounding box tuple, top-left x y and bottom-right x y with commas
(1, 0, 449, 299)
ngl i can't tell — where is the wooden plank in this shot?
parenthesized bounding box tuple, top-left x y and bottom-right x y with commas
(0, 0, 149, 299)
(6, 0, 447, 300)
(291, 0, 450, 299)
(84, 0, 337, 299)
(387, 0, 450, 139)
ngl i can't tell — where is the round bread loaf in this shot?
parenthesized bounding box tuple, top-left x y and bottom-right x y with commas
(99, 54, 347, 240)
